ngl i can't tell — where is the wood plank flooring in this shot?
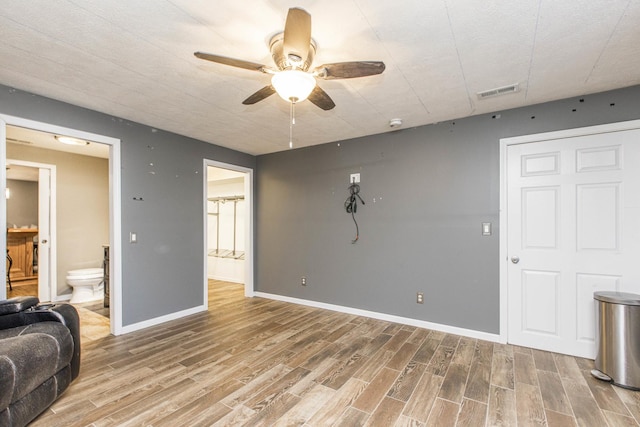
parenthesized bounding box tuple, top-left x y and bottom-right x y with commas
(29, 280, 640, 426)
(6, 281, 38, 298)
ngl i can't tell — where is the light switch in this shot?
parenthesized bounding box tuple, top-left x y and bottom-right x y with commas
(482, 223, 492, 236)
(130, 232, 138, 243)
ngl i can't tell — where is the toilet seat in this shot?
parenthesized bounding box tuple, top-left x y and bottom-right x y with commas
(67, 268, 103, 279)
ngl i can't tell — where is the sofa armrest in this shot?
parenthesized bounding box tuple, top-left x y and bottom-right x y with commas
(46, 304, 81, 380)
(0, 299, 81, 380)
(0, 297, 39, 316)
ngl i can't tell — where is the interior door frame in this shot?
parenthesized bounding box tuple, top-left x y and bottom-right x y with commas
(203, 159, 254, 306)
(0, 114, 124, 336)
(499, 118, 640, 344)
(5, 159, 57, 302)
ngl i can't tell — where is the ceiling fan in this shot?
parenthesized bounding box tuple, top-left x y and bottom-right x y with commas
(194, 7, 385, 111)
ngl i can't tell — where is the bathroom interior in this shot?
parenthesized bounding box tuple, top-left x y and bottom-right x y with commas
(5, 125, 110, 320)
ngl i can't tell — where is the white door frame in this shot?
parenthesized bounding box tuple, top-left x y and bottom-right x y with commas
(0, 114, 124, 336)
(5, 159, 57, 302)
(499, 118, 640, 344)
(203, 159, 254, 306)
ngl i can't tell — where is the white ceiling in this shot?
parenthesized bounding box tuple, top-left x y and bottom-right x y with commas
(1, 1, 638, 156)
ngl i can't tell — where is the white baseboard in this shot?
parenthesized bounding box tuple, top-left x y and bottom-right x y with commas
(119, 305, 207, 335)
(254, 292, 503, 343)
(54, 294, 72, 302)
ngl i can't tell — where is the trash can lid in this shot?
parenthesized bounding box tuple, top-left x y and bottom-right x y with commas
(594, 291, 640, 305)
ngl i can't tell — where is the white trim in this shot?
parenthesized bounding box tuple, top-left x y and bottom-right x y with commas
(202, 160, 209, 310)
(502, 119, 640, 146)
(499, 135, 509, 345)
(0, 113, 123, 336)
(243, 168, 254, 298)
(498, 118, 640, 344)
(109, 138, 122, 335)
(255, 292, 502, 343)
(118, 305, 207, 334)
(0, 121, 6, 301)
(55, 294, 71, 302)
(203, 159, 255, 306)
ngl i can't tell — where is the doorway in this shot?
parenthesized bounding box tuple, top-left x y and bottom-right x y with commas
(500, 119, 640, 358)
(1, 115, 123, 335)
(5, 160, 55, 302)
(204, 160, 253, 306)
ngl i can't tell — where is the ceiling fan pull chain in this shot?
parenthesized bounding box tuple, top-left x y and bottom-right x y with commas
(289, 101, 294, 149)
(292, 101, 296, 125)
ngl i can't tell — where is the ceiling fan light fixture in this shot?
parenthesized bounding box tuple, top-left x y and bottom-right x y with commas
(55, 135, 89, 146)
(272, 70, 316, 103)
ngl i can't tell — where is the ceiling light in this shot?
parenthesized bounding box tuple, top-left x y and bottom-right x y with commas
(55, 135, 89, 146)
(271, 70, 316, 103)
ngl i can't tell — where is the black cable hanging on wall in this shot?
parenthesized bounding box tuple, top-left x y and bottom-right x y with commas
(344, 182, 365, 243)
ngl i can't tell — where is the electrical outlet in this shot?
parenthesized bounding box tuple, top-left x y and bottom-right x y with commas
(350, 173, 360, 183)
(417, 292, 424, 304)
(301, 277, 307, 286)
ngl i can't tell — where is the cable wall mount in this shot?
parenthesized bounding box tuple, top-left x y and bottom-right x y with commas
(344, 182, 365, 243)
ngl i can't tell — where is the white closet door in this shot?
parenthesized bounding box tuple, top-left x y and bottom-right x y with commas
(507, 129, 640, 358)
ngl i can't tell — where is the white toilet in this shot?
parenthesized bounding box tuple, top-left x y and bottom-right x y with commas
(67, 268, 104, 303)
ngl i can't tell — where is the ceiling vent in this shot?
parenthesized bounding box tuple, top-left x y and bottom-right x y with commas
(477, 83, 520, 100)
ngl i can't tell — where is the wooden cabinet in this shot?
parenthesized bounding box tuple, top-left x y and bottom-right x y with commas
(103, 245, 109, 308)
(7, 228, 38, 282)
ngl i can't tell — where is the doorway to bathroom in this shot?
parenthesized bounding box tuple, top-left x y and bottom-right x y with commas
(1, 116, 123, 335)
(204, 160, 253, 305)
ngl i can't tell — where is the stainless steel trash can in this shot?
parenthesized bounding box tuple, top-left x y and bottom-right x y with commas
(592, 291, 640, 390)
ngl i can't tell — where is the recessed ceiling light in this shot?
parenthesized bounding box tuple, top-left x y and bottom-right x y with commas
(55, 135, 89, 146)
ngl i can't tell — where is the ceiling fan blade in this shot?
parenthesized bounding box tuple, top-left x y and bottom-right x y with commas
(307, 85, 336, 111)
(194, 52, 270, 73)
(314, 61, 386, 80)
(283, 8, 311, 65)
(242, 85, 276, 105)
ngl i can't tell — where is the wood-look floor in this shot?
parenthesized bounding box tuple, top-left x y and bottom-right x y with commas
(6, 282, 38, 299)
(29, 280, 640, 426)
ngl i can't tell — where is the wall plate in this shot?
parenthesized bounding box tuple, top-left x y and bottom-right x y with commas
(482, 222, 492, 236)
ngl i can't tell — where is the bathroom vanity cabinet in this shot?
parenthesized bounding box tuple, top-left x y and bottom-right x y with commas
(6, 228, 38, 282)
(103, 245, 109, 308)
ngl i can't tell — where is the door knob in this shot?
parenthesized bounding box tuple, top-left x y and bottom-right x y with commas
(511, 256, 520, 264)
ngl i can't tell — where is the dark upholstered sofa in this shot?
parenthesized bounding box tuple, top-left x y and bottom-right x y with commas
(0, 297, 80, 427)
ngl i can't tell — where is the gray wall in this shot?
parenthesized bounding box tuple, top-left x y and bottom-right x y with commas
(6, 145, 109, 296)
(6, 179, 38, 227)
(0, 84, 255, 326)
(256, 85, 640, 334)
